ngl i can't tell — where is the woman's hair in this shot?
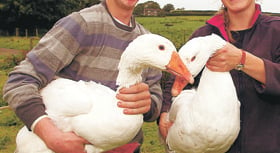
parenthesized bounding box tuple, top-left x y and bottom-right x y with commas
(216, 6, 236, 42)
(216, 0, 259, 43)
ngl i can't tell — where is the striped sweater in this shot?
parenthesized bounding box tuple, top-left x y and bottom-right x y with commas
(3, 1, 162, 133)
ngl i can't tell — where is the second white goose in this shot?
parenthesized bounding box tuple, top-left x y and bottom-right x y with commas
(166, 34, 240, 153)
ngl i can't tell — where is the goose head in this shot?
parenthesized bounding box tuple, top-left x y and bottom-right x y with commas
(171, 33, 227, 96)
(116, 34, 193, 88)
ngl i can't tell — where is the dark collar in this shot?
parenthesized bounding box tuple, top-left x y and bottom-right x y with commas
(206, 4, 262, 41)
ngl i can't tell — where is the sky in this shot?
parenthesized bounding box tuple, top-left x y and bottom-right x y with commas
(140, 0, 280, 13)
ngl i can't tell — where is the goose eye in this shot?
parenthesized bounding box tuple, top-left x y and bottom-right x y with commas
(191, 56, 196, 62)
(158, 45, 165, 51)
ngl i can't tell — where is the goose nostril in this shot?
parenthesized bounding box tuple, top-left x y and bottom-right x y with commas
(191, 56, 196, 62)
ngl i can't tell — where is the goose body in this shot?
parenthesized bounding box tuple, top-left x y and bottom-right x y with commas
(16, 79, 142, 153)
(166, 34, 240, 153)
(15, 34, 192, 153)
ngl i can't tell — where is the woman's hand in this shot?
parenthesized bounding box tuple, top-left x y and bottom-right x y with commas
(206, 43, 242, 72)
(206, 43, 266, 83)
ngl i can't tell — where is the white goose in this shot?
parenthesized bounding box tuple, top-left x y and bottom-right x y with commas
(15, 34, 193, 153)
(166, 34, 240, 153)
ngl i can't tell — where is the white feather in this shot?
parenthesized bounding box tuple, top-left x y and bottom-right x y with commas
(167, 34, 240, 153)
(16, 34, 179, 153)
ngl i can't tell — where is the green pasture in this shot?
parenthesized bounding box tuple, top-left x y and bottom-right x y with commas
(0, 37, 39, 51)
(137, 16, 210, 48)
(0, 16, 210, 153)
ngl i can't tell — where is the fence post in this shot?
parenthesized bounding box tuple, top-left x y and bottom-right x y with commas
(30, 37, 39, 50)
(36, 28, 39, 37)
(25, 29, 28, 38)
(16, 28, 19, 36)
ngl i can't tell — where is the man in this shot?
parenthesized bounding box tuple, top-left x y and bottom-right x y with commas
(3, 0, 162, 152)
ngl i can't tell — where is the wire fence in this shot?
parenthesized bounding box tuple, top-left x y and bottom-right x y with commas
(0, 28, 48, 38)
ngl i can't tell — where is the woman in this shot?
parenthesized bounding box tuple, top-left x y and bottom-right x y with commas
(159, 0, 280, 152)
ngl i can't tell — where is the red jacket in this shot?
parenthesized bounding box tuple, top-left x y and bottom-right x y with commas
(161, 4, 280, 153)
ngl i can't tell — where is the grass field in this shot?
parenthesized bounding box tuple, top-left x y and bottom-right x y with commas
(0, 37, 39, 51)
(137, 16, 210, 48)
(0, 16, 210, 153)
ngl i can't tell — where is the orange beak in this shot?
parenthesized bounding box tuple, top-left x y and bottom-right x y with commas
(171, 76, 190, 96)
(166, 52, 194, 96)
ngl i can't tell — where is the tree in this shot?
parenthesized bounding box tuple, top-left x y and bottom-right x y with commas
(0, 0, 101, 35)
(143, 1, 161, 9)
(163, 4, 175, 13)
(79, 0, 100, 8)
(134, 3, 145, 16)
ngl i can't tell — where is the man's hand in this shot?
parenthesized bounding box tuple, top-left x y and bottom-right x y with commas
(116, 82, 151, 115)
(158, 112, 173, 140)
(34, 117, 90, 153)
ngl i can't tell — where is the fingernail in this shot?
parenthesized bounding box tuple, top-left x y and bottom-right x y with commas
(117, 102, 121, 106)
(123, 109, 128, 114)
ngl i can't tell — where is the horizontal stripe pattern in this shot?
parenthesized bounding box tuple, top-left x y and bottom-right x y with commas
(3, 1, 162, 132)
